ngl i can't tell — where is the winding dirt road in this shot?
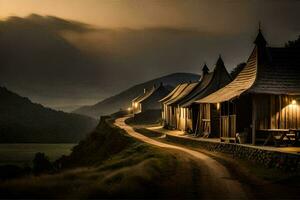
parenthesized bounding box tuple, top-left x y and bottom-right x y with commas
(115, 117, 249, 199)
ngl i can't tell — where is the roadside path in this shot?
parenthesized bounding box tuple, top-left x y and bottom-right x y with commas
(115, 117, 248, 199)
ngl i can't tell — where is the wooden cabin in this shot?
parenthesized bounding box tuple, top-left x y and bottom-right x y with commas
(132, 83, 170, 115)
(160, 83, 193, 128)
(198, 29, 300, 144)
(177, 58, 231, 136)
(166, 82, 198, 130)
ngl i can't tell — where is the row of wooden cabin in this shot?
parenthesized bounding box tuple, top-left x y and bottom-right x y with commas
(131, 29, 300, 145)
(160, 56, 231, 135)
(131, 83, 170, 115)
(160, 29, 300, 144)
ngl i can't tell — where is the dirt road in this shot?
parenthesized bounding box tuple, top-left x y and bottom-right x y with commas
(115, 117, 249, 199)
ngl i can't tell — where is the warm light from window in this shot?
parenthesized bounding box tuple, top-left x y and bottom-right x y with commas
(217, 103, 220, 110)
(292, 100, 297, 105)
(134, 103, 138, 108)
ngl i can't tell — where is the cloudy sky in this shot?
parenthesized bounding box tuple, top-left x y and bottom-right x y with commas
(0, 0, 299, 110)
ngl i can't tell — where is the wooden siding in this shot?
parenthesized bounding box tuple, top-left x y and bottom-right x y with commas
(200, 103, 211, 134)
(255, 94, 300, 130)
(220, 115, 236, 138)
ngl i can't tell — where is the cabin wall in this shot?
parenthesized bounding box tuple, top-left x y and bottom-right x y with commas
(255, 94, 300, 130)
(220, 101, 236, 138)
(168, 106, 177, 128)
(177, 107, 188, 131)
(210, 103, 220, 137)
(132, 102, 142, 114)
(190, 104, 200, 133)
(236, 95, 252, 134)
(199, 103, 211, 135)
(186, 107, 193, 132)
(166, 105, 172, 126)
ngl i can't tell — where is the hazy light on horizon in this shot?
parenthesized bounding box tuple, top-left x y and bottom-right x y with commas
(1, 0, 299, 35)
(0, 0, 299, 109)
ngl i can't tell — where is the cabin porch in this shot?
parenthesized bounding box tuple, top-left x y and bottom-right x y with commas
(218, 94, 300, 146)
(253, 94, 300, 146)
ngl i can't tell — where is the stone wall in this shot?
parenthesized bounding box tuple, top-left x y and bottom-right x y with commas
(165, 134, 300, 171)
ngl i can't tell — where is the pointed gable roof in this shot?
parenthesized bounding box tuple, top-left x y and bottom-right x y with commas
(139, 83, 170, 104)
(198, 29, 300, 104)
(133, 86, 156, 104)
(178, 56, 231, 107)
(254, 28, 267, 47)
(202, 63, 209, 75)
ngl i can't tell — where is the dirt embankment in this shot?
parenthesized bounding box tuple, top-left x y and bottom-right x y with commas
(0, 116, 210, 199)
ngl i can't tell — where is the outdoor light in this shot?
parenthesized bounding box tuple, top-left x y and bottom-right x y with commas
(217, 103, 220, 110)
(292, 100, 297, 105)
(127, 107, 132, 111)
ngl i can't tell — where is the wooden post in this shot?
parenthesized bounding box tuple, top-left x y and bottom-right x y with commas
(252, 96, 257, 145)
(219, 103, 221, 139)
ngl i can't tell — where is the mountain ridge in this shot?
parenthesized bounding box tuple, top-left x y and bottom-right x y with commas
(0, 86, 97, 143)
(74, 72, 200, 118)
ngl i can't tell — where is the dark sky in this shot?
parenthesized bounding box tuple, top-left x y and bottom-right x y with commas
(0, 0, 299, 111)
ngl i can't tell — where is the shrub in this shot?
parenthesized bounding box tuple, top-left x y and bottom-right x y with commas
(33, 152, 53, 174)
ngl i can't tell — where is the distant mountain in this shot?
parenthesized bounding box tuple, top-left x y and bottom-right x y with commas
(0, 14, 104, 107)
(0, 87, 97, 143)
(74, 73, 200, 118)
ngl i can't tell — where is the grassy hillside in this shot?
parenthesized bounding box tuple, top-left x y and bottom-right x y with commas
(74, 72, 200, 117)
(0, 116, 204, 199)
(0, 87, 97, 143)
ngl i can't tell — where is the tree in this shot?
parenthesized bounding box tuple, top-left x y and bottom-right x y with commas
(230, 62, 246, 79)
(32, 152, 53, 174)
(285, 35, 300, 48)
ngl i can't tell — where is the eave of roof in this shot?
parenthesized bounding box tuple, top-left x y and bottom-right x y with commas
(159, 84, 182, 103)
(197, 47, 257, 103)
(176, 73, 213, 106)
(180, 66, 231, 107)
(162, 83, 190, 105)
(166, 82, 198, 106)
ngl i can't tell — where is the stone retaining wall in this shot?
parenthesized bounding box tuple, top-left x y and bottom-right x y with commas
(166, 134, 300, 171)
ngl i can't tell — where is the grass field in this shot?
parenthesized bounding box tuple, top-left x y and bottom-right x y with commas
(0, 144, 76, 166)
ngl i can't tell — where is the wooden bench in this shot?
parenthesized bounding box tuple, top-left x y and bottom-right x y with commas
(258, 129, 292, 146)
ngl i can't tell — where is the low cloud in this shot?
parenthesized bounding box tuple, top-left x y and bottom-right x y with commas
(0, 14, 299, 109)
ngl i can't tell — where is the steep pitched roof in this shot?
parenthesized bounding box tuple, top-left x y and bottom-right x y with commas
(161, 83, 190, 105)
(198, 30, 300, 104)
(159, 84, 182, 103)
(132, 94, 143, 103)
(248, 47, 300, 95)
(197, 48, 257, 103)
(136, 86, 156, 103)
(202, 63, 209, 75)
(132, 86, 155, 104)
(166, 82, 198, 106)
(178, 57, 231, 107)
(139, 84, 170, 104)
